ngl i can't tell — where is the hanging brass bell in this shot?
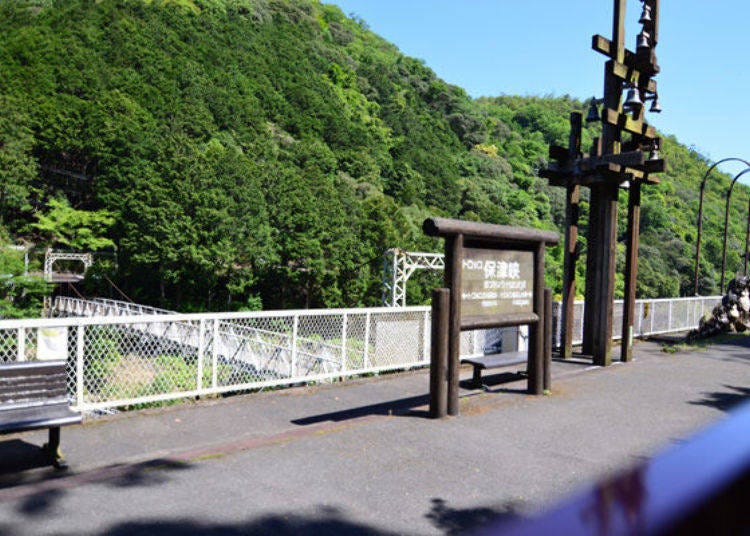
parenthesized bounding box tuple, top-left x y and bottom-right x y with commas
(623, 87, 643, 110)
(639, 5, 652, 25)
(636, 31, 650, 51)
(586, 98, 600, 123)
(649, 96, 662, 113)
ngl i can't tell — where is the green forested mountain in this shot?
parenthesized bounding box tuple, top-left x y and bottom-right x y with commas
(0, 0, 746, 315)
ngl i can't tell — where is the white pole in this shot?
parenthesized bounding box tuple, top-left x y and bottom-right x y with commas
(16, 328, 25, 362)
(668, 300, 673, 332)
(212, 319, 219, 389)
(364, 312, 371, 368)
(650, 301, 655, 334)
(197, 319, 205, 392)
(291, 315, 298, 378)
(341, 313, 348, 372)
(76, 326, 85, 408)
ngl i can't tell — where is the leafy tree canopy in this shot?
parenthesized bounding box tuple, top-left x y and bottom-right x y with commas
(0, 0, 745, 312)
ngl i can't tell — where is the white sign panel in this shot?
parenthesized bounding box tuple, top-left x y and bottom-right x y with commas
(37, 327, 68, 361)
(461, 248, 534, 322)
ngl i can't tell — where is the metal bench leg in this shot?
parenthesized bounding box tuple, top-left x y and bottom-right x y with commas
(43, 427, 68, 470)
(472, 366, 483, 388)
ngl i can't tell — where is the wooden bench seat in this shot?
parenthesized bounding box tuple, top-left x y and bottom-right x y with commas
(462, 351, 527, 388)
(0, 360, 81, 469)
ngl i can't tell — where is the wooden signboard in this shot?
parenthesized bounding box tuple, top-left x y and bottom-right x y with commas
(460, 248, 534, 324)
(423, 217, 558, 417)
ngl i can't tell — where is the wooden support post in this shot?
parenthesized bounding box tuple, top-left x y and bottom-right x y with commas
(544, 287, 552, 392)
(548, 0, 661, 367)
(561, 113, 582, 359)
(582, 189, 599, 357)
(445, 234, 463, 416)
(528, 242, 545, 395)
(587, 182, 618, 367)
(650, 0, 660, 45)
(561, 181, 579, 359)
(583, 0, 625, 365)
(611, 0, 626, 60)
(429, 288, 449, 419)
(622, 180, 642, 362)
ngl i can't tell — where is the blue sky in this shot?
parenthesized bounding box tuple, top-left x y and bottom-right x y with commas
(327, 1, 750, 177)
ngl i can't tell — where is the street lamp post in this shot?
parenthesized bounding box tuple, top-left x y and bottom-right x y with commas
(720, 168, 750, 293)
(694, 158, 750, 296)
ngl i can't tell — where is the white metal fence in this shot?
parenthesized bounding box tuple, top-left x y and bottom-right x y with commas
(0, 295, 720, 413)
(551, 295, 721, 347)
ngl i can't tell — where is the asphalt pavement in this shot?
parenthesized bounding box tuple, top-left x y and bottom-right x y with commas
(0, 336, 748, 535)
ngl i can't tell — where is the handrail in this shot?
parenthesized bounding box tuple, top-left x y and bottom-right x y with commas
(477, 400, 750, 535)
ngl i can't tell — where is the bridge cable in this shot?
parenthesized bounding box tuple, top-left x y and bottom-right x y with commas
(67, 282, 86, 300)
(104, 274, 135, 303)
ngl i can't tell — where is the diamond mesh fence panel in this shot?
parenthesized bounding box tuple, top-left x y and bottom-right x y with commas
(24, 327, 38, 363)
(368, 310, 428, 369)
(79, 321, 201, 406)
(0, 327, 18, 363)
(216, 316, 295, 385)
(297, 313, 346, 376)
(574, 303, 585, 344)
(671, 300, 690, 332)
(64, 326, 77, 399)
(343, 313, 368, 371)
(649, 300, 671, 333)
(11, 296, 722, 412)
(557, 302, 586, 347)
(612, 302, 624, 340)
(635, 302, 645, 336)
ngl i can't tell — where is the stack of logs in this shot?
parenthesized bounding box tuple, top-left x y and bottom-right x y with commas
(690, 276, 750, 339)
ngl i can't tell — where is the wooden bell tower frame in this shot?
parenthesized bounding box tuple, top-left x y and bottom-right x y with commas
(542, 0, 664, 365)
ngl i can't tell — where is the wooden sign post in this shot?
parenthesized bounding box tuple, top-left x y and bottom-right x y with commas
(424, 217, 558, 417)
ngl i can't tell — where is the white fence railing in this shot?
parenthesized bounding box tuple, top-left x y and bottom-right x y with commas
(551, 295, 722, 347)
(0, 295, 720, 413)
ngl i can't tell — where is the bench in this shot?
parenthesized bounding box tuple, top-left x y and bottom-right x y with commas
(462, 351, 527, 388)
(0, 360, 81, 469)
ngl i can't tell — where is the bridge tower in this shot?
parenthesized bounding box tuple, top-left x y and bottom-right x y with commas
(381, 249, 445, 307)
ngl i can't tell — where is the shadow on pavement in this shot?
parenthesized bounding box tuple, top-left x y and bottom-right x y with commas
(294, 368, 543, 425)
(4, 499, 518, 536)
(690, 385, 750, 413)
(426, 497, 518, 535)
(0, 439, 59, 481)
(291, 394, 431, 425)
(97, 512, 392, 536)
(460, 371, 527, 393)
(0, 457, 193, 521)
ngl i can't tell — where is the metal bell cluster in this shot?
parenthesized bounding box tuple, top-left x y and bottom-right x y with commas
(586, 86, 660, 124)
(623, 85, 661, 114)
(585, 0, 662, 123)
(636, 0, 657, 52)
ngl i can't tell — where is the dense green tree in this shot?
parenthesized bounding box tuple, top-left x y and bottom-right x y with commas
(0, 0, 746, 314)
(0, 97, 38, 226)
(30, 198, 115, 251)
(0, 226, 51, 318)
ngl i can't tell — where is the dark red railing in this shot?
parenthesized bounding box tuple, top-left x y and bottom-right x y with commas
(478, 400, 750, 535)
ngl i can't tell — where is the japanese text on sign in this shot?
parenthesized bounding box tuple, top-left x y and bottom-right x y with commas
(461, 248, 534, 321)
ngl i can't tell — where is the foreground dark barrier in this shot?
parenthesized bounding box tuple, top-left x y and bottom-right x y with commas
(476, 400, 750, 535)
